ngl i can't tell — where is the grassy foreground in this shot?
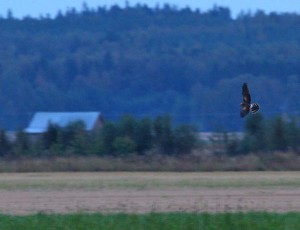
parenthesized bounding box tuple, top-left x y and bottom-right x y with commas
(0, 212, 299, 230)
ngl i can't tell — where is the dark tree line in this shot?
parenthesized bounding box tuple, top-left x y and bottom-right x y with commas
(210, 113, 300, 155)
(1, 113, 300, 158)
(0, 115, 198, 157)
(0, 4, 300, 131)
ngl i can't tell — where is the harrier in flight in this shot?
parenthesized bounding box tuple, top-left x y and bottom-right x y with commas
(240, 83, 260, 118)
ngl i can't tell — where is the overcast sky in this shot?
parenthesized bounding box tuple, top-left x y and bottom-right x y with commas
(0, 0, 299, 18)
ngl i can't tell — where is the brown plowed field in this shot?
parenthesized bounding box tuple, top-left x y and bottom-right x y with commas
(0, 172, 299, 214)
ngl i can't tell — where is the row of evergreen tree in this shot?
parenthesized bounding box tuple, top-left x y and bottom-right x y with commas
(0, 115, 197, 157)
(211, 114, 300, 155)
(0, 114, 300, 158)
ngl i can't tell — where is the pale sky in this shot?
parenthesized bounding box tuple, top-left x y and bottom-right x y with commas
(0, 0, 299, 19)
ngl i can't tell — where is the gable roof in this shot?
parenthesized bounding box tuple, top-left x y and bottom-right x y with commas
(25, 112, 101, 133)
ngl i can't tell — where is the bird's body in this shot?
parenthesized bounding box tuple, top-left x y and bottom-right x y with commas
(240, 83, 260, 117)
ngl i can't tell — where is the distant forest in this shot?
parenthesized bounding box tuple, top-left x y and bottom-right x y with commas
(0, 4, 300, 131)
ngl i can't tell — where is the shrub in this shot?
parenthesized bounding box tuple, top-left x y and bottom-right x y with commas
(112, 136, 136, 155)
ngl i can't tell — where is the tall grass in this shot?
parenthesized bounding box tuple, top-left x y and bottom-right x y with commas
(0, 212, 299, 230)
(1, 151, 300, 172)
(1, 171, 300, 190)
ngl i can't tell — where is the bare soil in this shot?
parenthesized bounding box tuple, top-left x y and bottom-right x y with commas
(0, 172, 300, 215)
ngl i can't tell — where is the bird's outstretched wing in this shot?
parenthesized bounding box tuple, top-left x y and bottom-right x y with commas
(242, 83, 251, 104)
(240, 83, 251, 117)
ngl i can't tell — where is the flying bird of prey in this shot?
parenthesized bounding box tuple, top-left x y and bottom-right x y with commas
(240, 83, 260, 118)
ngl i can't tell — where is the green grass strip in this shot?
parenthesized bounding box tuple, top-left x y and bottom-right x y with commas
(0, 212, 299, 230)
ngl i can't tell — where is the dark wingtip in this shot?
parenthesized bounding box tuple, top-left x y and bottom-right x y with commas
(242, 83, 250, 95)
